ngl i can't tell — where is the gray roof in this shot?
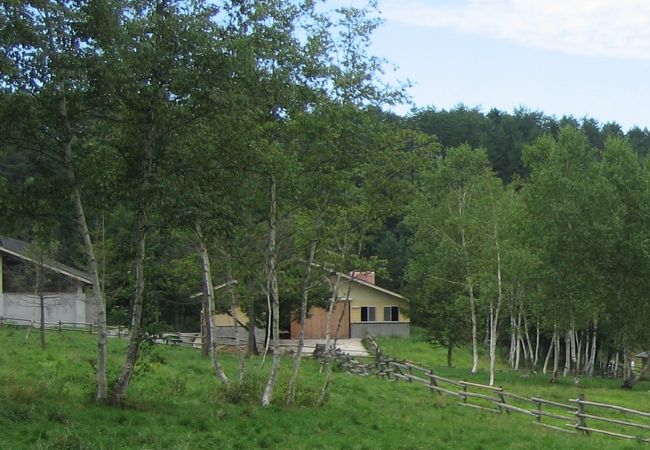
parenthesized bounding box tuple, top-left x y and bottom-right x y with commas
(0, 236, 92, 285)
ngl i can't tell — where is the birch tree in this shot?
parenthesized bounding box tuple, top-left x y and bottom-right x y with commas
(408, 145, 496, 374)
(523, 128, 619, 381)
(0, 0, 113, 400)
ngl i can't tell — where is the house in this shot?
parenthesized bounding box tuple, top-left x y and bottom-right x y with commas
(290, 271, 410, 339)
(196, 270, 409, 344)
(191, 282, 265, 346)
(0, 236, 95, 326)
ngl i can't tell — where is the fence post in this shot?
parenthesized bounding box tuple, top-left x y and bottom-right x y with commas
(0, 316, 4, 327)
(462, 383, 468, 403)
(535, 398, 542, 423)
(577, 393, 589, 434)
(429, 371, 441, 396)
(498, 386, 509, 415)
(118, 326, 122, 338)
(58, 320, 62, 332)
(89, 324, 93, 334)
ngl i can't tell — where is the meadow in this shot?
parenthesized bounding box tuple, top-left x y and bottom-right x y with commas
(1, 326, 649, 449)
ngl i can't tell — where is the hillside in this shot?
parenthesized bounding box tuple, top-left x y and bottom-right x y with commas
(2, 327, 649, 449)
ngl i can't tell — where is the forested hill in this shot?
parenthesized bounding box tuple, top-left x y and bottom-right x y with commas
(367, 106, 650, 292)
(403, 106, 650, 183)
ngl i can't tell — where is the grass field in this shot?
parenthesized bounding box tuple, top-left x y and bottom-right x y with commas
(1, 326, 649, 449)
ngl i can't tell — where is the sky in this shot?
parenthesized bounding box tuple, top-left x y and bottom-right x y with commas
(360, 0, 650, 131)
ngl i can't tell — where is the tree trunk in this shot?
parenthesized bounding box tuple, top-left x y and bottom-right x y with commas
(36, 263, 45, 351)
(543, 336, 553, 374)
(533, 319, 540, 369)
(552, 326, 560, 383)
(447, 340, 454, 368)
(39, 293, 45, 350)
(262, 175, 281, 407)
(622, 353, 650, 389)
(459, 200, 478, 374)
(247, 302, 259, 356)
(287, 240, 317, 406)
(318, 271, 353, 406)
(201, 306, 211, 357)
(570, 324, 578, 380)
(582, 331, 590, 373)
(111, 114, 154, 403)
(522, 310, 535, 369)
(562, 331, 571, 377)
(224, 251, 245, 383)
(468, 284, 478, 374)
(508, 310, 516, 368)
(60, 94, 107, 401)
(323, 273, 342, 359)
(197, 228, 230, 385)
(488, 220, 503, 387)
(587, 321, 597, 377)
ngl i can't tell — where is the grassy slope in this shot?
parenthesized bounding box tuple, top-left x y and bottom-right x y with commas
(0, 327, 648, 449)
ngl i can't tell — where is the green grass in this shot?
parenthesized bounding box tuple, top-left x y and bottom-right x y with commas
(1, 326, 649, 449)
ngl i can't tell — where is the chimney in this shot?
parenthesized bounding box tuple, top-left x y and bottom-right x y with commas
(350, 271, 375, 285)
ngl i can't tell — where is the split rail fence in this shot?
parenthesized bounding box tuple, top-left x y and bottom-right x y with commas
(332, 336, 650, 444)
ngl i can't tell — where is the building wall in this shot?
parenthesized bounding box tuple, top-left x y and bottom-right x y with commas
(351, 322, 410, 338)
(2, 292, 89, 325)
(213, 326, 265, 343)
(341, 281, 410, 323)
(289, 302, 350, 339)
(289, 278, 410, 339)
(213, 306, 248, 327)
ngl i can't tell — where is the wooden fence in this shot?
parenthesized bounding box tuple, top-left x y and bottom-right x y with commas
(333, 339, 650, 444)
(0, 316, 129, 337)
(0, 316, 317, 353)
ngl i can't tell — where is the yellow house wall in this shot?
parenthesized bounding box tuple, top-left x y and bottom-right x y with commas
(213, 306, 248, 327)
(338, 280, 409, 324)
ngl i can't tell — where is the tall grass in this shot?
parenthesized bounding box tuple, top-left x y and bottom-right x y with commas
(0, 326, 646, 449)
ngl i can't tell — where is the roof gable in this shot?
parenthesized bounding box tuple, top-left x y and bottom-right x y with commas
(0, 236, 92, 285)
(337, 272, 407, 302)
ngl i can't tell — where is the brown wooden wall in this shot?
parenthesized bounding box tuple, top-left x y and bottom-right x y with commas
(290, 302, 350, 339)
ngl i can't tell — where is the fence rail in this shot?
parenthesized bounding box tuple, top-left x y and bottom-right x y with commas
(0, 316, 319, 354)
(331, 335, 650, 445)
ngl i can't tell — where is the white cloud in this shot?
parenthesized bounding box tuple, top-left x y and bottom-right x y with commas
(379, 0, 650, 60)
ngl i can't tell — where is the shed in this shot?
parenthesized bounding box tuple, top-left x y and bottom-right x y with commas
(0, 236, 95, 326)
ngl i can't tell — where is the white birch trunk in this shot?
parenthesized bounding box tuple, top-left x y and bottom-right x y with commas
(262, 176, 281, 406)
(563, 331, 571, 377)
(287, 240, 317, 406)
(509, 311, 516, 368)
(488, 220, 503, 387)
(542, 337, 553, 374)
(60, 93, 107, 401)
(468, 284, 478, 374)
(587, 320, 597, 376)
(552, 327, 560, 383)
(458, 190, 478, 374)
(533, 320, 540, 369)
(582, 331, 590, 373)
(197, 230, 229, 385)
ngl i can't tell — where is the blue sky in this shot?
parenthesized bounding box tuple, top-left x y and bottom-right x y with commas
(359, 0, 650, 131)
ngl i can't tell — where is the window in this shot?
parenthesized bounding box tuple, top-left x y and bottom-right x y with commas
(360, 306, 376, 322)
(384, 306, 399, 322)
